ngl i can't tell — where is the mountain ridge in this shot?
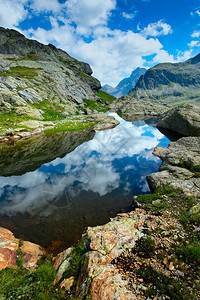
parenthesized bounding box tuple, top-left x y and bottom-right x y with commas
(102, 67, 146, 98)
(129, 53, 200, 106)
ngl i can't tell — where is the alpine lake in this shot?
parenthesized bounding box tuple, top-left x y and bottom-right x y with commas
(0, 113, 173, 254)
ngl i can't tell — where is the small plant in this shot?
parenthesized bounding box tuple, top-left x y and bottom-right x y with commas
(134, 237, 155, 258)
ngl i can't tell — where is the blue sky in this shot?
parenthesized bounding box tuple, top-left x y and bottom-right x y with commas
(0, 0, 200, 86)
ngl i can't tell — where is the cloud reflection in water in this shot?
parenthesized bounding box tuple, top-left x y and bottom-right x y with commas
(0, 114, 169, 215)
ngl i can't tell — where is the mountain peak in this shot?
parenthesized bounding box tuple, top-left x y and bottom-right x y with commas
(102, 67, 146, 98)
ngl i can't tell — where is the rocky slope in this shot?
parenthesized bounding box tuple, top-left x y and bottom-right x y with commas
(129, 53, 200, 106)
(0, 27, 119, 138)
(102, 67, 146, 98)
(109, 95, 169, 121)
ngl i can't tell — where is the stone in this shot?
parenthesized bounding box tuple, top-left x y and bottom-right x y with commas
(0, 226, 44, 270)
(109, 95, 169, 121)
(157, 103, 200, 136)
(15, 106, 43, 120)
(60, 277, 75, 291)
(148, 137, 200, 197)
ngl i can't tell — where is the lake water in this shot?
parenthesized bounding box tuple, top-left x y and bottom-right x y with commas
(0, 113, 170, 253)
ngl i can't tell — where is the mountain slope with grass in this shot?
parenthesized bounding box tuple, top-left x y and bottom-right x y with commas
(129, 53, 200, 106)
(0, 27, 117, 138)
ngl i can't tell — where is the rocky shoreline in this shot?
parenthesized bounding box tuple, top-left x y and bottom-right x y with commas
(0, 103, 199, 299)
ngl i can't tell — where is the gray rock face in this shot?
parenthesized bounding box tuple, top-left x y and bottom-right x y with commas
(147, 136, 200, 196)
(129, 53, 200, 106)
(102, 67, 146, 98)
(157, 103, 200, 136)
(0, 27, 101, 119)
(109, 95, 169, 121)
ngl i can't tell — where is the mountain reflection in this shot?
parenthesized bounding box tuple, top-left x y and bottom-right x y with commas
(0, 114, 170, 251)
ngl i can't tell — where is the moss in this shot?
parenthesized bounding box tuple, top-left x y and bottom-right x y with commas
(10, 66, 41, 78)
(95, 89, 116, 103)
(45, 118, 95, 132)
(63, 237, 87, 281)
(83, 98, 108, 112)
(133, 237, 155, 258)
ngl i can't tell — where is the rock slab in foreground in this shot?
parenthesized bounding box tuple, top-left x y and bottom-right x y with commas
(148, 136, 200, 196)
(109, 95, 169, 121)
(157, 103, 200, 136)
(0, 227, 44, 270)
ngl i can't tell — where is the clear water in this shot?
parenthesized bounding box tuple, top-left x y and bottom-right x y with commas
(0, 113, 170, 253)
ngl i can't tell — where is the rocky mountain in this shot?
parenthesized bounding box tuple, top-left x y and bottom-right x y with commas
(102, 67, 146, 98)
(0, 28, 110, 117)
(129, 53, 200, 106)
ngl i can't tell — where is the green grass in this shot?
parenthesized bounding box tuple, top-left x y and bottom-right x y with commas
(10, 66, 40, 78)
(136, 185, 177, 211)
(45, 118, 95, 133)
(0, 258, 67, 299)
(0, 66, 41, 79)
(83, 98, 108, 112)
(133, 237, 155, 258)
(95, 89, 116, 103)
(0, 111, 33, 131)
(174, 240, 200, 265)
(137, 265, 197, 299)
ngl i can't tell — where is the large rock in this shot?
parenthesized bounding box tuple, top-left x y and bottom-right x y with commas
(148, 136, 200, 196)
(157, 103, 200, 136)
(54, 210, 147, 299)
(109, 95, 169, 121)
(129, 52, 200, 106)
(0, 227, 44, 270)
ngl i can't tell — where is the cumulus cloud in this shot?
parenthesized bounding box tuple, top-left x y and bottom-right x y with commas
(191, 30, 200, 38)
(30, 0, 61, 13)
(152, 49, 175, 64)
(188, 40, 200, 48)
(0, 0, 28, 27)
(64, 0, 116, 35)
(141, 20, 173, 37)
(176, 50, 193, 62)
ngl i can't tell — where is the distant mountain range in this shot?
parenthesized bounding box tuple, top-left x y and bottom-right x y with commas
(102, 67, 146, 98)
(129, 53, 200, 106)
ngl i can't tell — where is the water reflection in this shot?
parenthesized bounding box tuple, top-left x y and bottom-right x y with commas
(0, 113, 170, 252)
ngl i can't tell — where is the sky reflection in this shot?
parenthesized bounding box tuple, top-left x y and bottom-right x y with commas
(0, 113, 169, 216)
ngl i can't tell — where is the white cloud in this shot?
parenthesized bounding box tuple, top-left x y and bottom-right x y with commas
(141, 20, 173, 37)
(0, 0, 28, 27)
(122, 12, 136, 19)
(152, 49, 175, 64)
(188, 40, 200, 48)
(64, 0, 116, 35)
(176, 50, 193, 62)
(26, 22, 163, 86)
(191, 30, 200, 38)
(30, 0, 61, 13)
